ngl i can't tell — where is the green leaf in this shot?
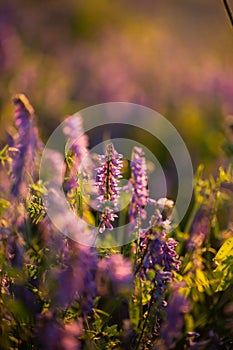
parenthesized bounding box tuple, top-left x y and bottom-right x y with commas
(147, 269, 155, 281)
(0, 198, 10, 215)
(195, 269, 210, 293)
(3, 297, 34, 324)
(129, 298, 140, 329)
(0, 144, 10, 166)
(214, 238, 233, 267)
(105, 324, 118, 337)
(213, 238, 233, 292)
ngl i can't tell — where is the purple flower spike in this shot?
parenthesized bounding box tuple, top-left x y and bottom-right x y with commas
(36, 311, 83, 350)
(95, 143, 123, 233)
(140, 222, 181, 281)
(139, 213, 181, 303)
(129, 146, 148, 222)
(187, 207, 211, 251)
(10, 94, 42, 198)
(63, 115, 88, 159)
(99, 209, 118, 233)
(54, 241, 97, 316)
(63, 114, 90, 192)
(158, 283, 190, 349)
(96, 254, 133, 296)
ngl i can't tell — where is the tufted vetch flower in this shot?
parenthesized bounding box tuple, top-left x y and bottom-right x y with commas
(63, 114, 91, 192)
(129, 146, 149, 223)
(9, 94, 43, 198)
(95, 143, 123, 233)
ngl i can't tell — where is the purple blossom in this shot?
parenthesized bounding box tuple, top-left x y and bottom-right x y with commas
(141, 232, 181, 279)
(1, 273, 11, 295)
(129, 146, 148, 223)
(139, 211, 181, 301)
(95, 143, 122, 233)
(63, 114, 90, 192)
(96, 254, 133, 297)
(6, 232, 24, 268)
(36, 311, 83, 350)
(157, 283, 190, 349)
(40, 149, 66, 187)
(99, 209, 118, 234)
(9, 94, 42, 198)
(39, 148, 97, 245)
(61, 321, 83, 350)
(53, 241, 97, 316)
(96, 143, 122, 203)
(187, 207, 211, 251)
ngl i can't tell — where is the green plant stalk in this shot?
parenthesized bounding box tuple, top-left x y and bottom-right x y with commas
(135, 283, 156, 350)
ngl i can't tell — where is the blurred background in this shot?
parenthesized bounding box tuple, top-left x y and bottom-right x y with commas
(0, 0, 233, 174)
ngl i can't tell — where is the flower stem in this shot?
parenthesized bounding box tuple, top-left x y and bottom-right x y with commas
(135, 284, 156, 350)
